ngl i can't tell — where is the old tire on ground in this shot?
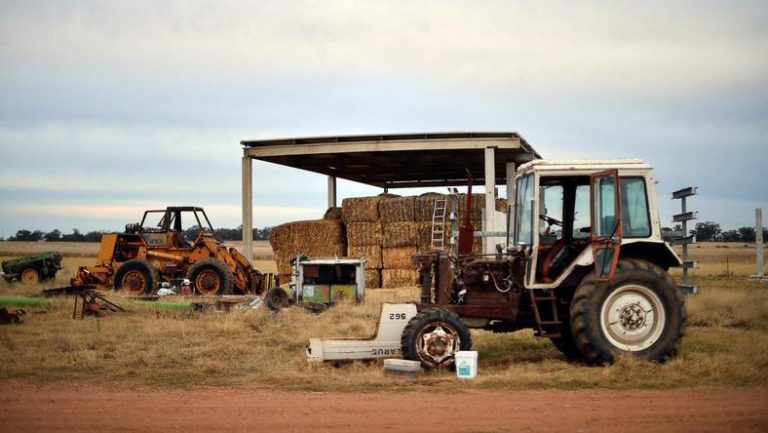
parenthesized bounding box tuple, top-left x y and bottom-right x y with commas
(570, 259, 685, 365)
(20, 268, 41, 285)
(187, 259, 234, 296)
(265, 287, 290, 311)
(401, 308, 472, 369)
(114, 259, 159, 295)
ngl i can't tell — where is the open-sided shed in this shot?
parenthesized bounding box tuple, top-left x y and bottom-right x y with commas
(240, 132, 542, 263)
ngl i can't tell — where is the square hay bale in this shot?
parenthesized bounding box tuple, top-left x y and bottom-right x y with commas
(382, 221, 419, 247)
(269, 219, 346, 275)
(414, 193, 447, 221)
(383, 246, 417, 269)
(378, 196, 416, 223)
(342, 196, 387, 223)
(365, 269, 382, 289)
(346, 222, 383, 247)
(347, 245, 382, 269)
(382, 269, 419, 288)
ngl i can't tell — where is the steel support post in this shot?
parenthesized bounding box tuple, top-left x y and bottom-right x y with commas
(242, 154, 253, 265)
(484, 147, 496, 255)
(506, 161, 516, 247)
(328, 176, 337, 209)
(755, 208, 765, 279)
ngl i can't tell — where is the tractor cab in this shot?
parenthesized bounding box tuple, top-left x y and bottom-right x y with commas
(514, 160, 680, 289)
(135, 206, 215, 249)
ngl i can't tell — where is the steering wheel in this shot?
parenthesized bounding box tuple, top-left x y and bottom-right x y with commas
(539, 214, 563, 227)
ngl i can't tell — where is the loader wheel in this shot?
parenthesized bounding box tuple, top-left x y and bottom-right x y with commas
(187, 259, 234, 296)
(550, 324, 583, 362)
(265, 287, 290, 311)
(114, 259, 159, 295)
(570, 259, 685, 365)
(401, 308, 472, 369)
(20, 268, 41, 285)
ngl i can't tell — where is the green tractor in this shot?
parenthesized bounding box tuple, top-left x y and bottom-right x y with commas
(2, 252, 63, 285)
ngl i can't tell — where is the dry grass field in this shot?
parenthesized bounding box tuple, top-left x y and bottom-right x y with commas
(0, 241, 766, 392)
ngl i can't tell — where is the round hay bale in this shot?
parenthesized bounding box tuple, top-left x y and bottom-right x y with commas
(383, 246, 417, 269)
(346, 222, 383, 247)
(382, 269, 419, 288)
(269, 219, 346, 275)
(414, 193, 446, 221)
(365, 269, 381, 289)
(382, 221, 419, 247)
(323, 207, 342, 220)
(495, 198, 509, 213)
(347, 245, 382, 269)
(341, 196, 382, 223)
(277, 273, 292, 287)
(378, 196, 416, 223)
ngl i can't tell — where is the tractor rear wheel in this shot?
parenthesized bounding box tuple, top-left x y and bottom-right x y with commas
(20, 268, 40, 285)
(114, 259, 159, 295)
(570, 259, 685, 365)
(187, 259, 233, 296)
(401, 308, 472, 369)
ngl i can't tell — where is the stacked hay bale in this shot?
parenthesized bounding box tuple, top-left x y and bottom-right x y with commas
(379, 196, 419, 288)
(268, 219, 346, 285)
(343, 196, 387, 289)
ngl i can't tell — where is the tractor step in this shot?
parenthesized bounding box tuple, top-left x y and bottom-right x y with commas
(529, 289, 563, 338)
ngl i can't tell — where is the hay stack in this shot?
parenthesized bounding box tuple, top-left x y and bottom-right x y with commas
(382, 269, 419, 288)
(414, 193, 447, 221)
(269, 219, 346, 276)
(382, 221, 419, 247)
(342, 196, 394, 223)
(347, 245, 383, 269)
(417, 221, 450, 252)
(383, 246, 417, 269)
(347, 222, 383, 247)
(378, 196, 416, 223)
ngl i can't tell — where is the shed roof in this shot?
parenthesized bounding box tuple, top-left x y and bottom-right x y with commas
(241, 132, 541, 188)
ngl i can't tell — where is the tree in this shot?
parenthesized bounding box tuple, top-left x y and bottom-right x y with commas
(692, 221, 721, 241)
(737, 227, 756, 242)
(61, 229, 85, 242)
(44, 229, 62, 242)
(720, 230, 742, 242)
(9, 229, 44, 241)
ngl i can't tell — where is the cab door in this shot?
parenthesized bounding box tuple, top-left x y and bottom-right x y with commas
(590, 170, 622, 281)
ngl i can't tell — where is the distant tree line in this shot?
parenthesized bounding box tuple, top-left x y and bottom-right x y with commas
(2, 226, 272, 242)
(662, 222, 768, 242)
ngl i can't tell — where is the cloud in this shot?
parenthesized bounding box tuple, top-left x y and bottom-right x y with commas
(0, 0, 766, 235)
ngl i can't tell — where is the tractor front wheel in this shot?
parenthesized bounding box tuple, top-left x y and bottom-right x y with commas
(570, 259, 685, 365)
(20, 268, 41, 285)
(114, 259, 159, 295)
(401, 308, 472, 369)
(187, 259, 234, 296)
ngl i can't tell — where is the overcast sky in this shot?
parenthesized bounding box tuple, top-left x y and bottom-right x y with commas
(0, 0, 766, 237)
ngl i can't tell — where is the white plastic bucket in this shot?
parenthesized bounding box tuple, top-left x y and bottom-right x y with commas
(455, 351, 478, 379)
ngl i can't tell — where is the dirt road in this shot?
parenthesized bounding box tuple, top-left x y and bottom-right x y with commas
(0, 383, 765, 433)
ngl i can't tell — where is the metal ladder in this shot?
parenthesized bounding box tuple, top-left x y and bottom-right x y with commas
(431, 198, 448, 251)
(529, 289, 563, 338)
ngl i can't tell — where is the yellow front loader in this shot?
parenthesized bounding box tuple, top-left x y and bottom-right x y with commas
(72, 206, 264, 296)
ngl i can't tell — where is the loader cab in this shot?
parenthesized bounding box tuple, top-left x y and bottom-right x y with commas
(138, 206, 215, 249)
(514, 160, 674, 289)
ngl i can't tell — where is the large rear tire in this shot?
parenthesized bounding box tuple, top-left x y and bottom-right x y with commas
(187, 259, 234, 296)
(570, 259, 685, 365)
(114, 259, 159, 295)
(401, 308, 472, 369)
